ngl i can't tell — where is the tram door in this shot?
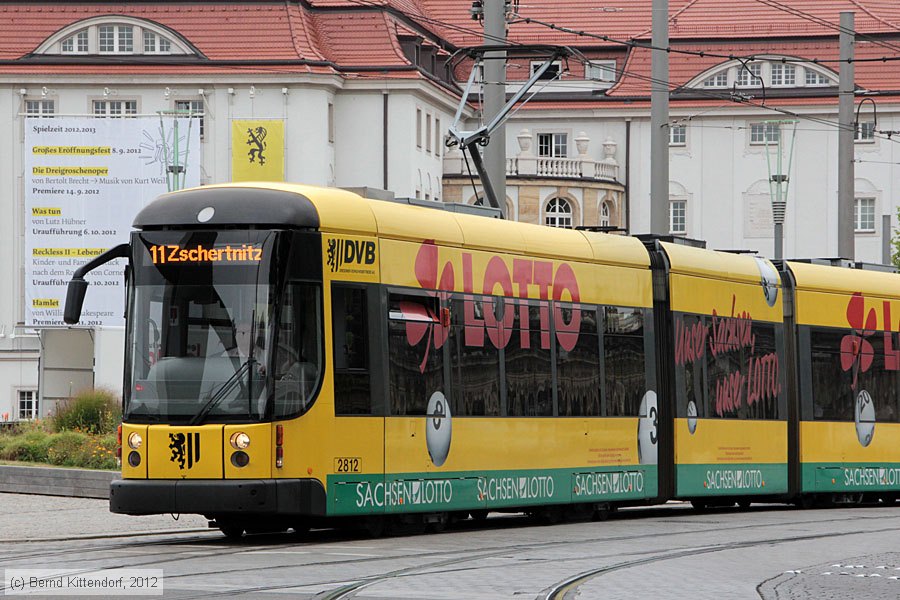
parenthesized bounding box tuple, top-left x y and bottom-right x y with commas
(381, 290, 449, 514)
(329, 283, 386, 516)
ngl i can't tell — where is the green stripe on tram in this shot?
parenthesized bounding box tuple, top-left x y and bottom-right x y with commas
(326, 465, 659, 516)
(801, 462, 900, 493)
(675, 463, 789, 496)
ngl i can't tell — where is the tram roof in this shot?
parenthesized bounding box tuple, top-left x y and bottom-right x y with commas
(142, 183, 650, 269)
(786, 260, 900, 298)
(659, 240, 780, 286)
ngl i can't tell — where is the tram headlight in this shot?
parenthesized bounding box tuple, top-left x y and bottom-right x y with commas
(127, 432, 143, 450)
(230, 432, 251, 450)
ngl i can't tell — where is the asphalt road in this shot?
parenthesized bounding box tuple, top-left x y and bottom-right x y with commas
(1, 492, 899, 599)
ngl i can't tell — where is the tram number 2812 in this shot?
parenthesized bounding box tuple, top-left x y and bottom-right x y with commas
(335, 457, 362, 473)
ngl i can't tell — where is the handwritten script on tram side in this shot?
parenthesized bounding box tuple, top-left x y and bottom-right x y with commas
(674, 295, 781, 418)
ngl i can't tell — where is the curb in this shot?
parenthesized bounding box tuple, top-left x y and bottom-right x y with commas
(0, 528, 211, 544)
(0, 464, 118, 499)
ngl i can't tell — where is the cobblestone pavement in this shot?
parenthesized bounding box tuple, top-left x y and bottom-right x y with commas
(0, 492, 207, 541)
(758, 553, 900, 600)
(2, 493, 899, 599)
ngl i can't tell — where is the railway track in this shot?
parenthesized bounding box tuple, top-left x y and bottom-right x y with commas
(3, 505, 899, 599)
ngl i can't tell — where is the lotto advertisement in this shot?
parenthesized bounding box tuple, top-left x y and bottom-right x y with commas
(24, 117, 199, 327)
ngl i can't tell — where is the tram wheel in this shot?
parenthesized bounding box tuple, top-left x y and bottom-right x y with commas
(363, 516, 386, 538)
(218, 522, 245, 540)
(537, 506, 565, 525)
(291, 520, 311, 537)
(737, 499, 751, 509)
(568, 503, 594, 522)
(796, 494, 816, 510)
(691, 500, 708, 512)
(592, 504, 611, 521)
(469, 510, 489, 522)
(425, 513, 449, 533)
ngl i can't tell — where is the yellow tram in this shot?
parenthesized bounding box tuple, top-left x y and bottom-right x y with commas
(652, 241, 787, 507)
(784, 260, 900, 504)
(62, 183, 900, 536)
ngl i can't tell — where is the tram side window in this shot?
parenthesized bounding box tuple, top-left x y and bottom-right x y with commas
(809, 328, 854, 421)
(332, 285, 371, 415)
(853, 331, 899, 423)
(705, 315, 746, 418)
(388, 293, 444, 416)
(673, 313, 706, 419)
(506, 301, 553, 416)
(273, 282, 322, 418)
(448, 295, 501, 416)
(604, 306, 646, 416)
(744, 323, 782, 420)
(557, 303, 601, 416)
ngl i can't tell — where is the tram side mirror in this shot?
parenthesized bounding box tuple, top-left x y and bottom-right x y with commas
(64, 278, 89, 324)
(61, 242, 130, 325)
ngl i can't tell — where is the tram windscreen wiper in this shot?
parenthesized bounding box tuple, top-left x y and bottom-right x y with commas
(188, 359, 254, 426)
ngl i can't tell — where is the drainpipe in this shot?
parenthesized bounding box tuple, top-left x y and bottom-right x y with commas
(383, 92, 389, 190)
(625, 118, 631, 234)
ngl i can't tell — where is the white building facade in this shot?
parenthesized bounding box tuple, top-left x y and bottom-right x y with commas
(2, 0, 900, 419)
(0, 2, 461, 420)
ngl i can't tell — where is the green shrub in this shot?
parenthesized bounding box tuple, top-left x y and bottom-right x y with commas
(53, 388, 121, 435)
(83, 433, 118, 470)
(45, 431, 117, 470)
(18, 419, 52, 434)
(46, 431, 90, 467)
(0, 430, 51, 462)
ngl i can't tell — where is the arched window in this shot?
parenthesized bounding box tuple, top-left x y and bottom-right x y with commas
(36, 17, 195, 56)
(669, 181, 688, 236)
(545, 197, 572, 228)
(600, 202, 610, 227)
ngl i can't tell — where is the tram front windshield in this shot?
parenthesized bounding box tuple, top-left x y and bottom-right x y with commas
(125, 230, 278, 423)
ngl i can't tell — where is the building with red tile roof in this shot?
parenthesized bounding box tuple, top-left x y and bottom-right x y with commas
(0, 0, 900, 417)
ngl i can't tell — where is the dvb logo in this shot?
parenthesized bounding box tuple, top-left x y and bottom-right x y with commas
(328, 238, 376, 272)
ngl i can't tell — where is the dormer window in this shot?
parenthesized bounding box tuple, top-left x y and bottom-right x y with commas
(805, 70, 829, 86)
(144, 31, 171, 54)
(690, 57, 836, 92)
(703, 72, 728, 88)
(770, 63, 796, 86)
(586, 60, 616, 83)
(99, 25, 133, 53)
(61, 30, 88, 54)
(36, 17, 193, 57)
(736, 62, 761, 87)
(531, 60, 562, 80)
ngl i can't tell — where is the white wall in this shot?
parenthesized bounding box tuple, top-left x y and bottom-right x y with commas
(335, 92, 386, 189)
(628, 107, 900, 263)
(0, 75, 461, 417)
(93, 327, 125, 395)
(4, 67, 900, 420)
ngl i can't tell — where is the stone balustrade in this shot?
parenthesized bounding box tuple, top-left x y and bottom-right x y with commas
(446, 129, 619, 183)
